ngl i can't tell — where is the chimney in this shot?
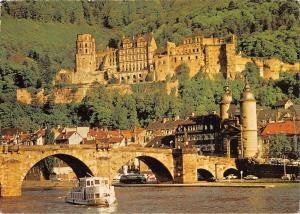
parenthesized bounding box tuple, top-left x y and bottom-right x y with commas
(162, 118, 168, 123)
(191, 112, 195, 117)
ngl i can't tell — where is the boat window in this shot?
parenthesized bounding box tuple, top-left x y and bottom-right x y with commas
(87, 181, 90, 186)
(95, 193, 100, 199)
(95, 180, 100, 185)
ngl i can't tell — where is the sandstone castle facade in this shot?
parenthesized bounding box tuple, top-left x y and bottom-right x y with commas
(56, 33, 299, 85)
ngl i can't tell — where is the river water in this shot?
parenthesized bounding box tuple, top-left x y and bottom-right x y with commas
(0, 186, 299, 213)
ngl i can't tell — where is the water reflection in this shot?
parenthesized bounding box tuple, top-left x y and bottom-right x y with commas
(0, 186, 299, 213)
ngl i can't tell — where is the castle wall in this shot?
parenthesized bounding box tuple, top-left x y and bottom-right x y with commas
(204, 45, 222, 78)
(235, 56, 300, 80)
(53, 33, 299, 89)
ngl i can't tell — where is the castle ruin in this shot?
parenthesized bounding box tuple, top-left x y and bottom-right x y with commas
(55, 33, 300, 86)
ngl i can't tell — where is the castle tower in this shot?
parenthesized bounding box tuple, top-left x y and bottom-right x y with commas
(240, 79, 258, 158)
(75, 34, 96, 73)
(220, 84, 232, 120)
(225, 35, 236, 79)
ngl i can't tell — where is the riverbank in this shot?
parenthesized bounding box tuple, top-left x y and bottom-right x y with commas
(22, 179, 300, 190)
(22, 180, 75, 190)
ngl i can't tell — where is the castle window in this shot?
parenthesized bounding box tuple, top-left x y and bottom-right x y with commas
(196, 56, 198, 59)
(181, 57, 183, 61)
(139, 74, 142, 77)
(193, 49, 195, 52)
(174, 57, 177, 62)
(85, 43, 87, 48)
(188, 56, 190, 60)
(85, 49, 88, 53)
(197, 48, 199, 52)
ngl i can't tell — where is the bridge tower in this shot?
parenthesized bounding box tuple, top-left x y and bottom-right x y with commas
(220, 83, 232, 120)
(240, 79, 258, 158)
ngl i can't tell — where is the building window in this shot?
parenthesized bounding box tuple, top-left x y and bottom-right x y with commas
(196, 56, 198, 59)
(174, 57, 177, 62)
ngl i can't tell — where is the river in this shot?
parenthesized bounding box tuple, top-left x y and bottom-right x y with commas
(0, 186, 299, 213)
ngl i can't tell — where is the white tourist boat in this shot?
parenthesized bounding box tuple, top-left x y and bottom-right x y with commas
(65, 176, 116, 206)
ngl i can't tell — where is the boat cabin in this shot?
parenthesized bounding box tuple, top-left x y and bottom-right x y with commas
(79, 177, 109, 187)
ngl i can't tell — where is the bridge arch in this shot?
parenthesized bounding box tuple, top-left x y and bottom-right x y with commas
(222, 167, 239, 178)
(137, 155, 173, 182)
(1, 148, 99, 197)
(23, 154, 94, 181)
(111, 151, 174, 183)
(197, 168, 214, 181)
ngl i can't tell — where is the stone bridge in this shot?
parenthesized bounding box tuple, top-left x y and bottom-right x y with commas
(0, 145, 237, 197)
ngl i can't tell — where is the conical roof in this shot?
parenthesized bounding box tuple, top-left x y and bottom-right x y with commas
(240, 78, 256, 102)
(221, 84, 232, 104)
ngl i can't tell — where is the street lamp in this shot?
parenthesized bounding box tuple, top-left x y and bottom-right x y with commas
(240, 170, 243, 180)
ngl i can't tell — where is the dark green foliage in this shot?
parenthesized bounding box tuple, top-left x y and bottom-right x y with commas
(0, 0, 299, 131)
(45, 127, 55, 145)
(267, 135, 292, 158)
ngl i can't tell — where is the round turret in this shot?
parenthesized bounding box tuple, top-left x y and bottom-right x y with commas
(240, 80, 258, 158)
(240, 82, 255, 102)
(220, 84, 232, 120)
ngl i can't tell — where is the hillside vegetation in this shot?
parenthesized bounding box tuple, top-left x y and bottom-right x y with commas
(0, 0, 299, 131)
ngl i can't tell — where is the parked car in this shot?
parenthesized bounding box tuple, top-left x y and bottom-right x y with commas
(282, 174, 296, 181)
(244, 175, 258, 180)
(291, 160, 300, 166)
(206, 177, 216, 182)
(225, 174, 237, 179)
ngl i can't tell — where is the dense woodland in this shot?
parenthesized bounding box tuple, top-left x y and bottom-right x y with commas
(0, 0, 300, 131)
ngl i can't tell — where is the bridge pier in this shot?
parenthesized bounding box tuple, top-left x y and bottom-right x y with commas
(0, 145, 237, 197)
(182, 152, 198, 183)
(1, 183, 22, 197)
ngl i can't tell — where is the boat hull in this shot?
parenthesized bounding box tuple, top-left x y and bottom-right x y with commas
(65, 197, 116, 206)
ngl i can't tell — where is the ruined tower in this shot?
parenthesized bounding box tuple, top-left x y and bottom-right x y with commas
(240, 79, 258, 158)
(75, 34, 96, 73)
(220, 84, 233, 120)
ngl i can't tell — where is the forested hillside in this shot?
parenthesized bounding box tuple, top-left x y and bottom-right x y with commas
(0, 0, 299, 131)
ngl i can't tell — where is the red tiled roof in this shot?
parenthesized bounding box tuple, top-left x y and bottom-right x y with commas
(261, 121, 300, 136)
(89, 129, 122, 139)
(107, 137, 124, 144)
(34, 129, 46, 138)
(56, 131, 77, 140)
(0, 128, 26, 137)
(83, 139, 97, 144)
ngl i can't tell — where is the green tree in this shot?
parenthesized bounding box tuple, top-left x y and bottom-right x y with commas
(268, 134, 292, 158)
(45, 127, 55, 145)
